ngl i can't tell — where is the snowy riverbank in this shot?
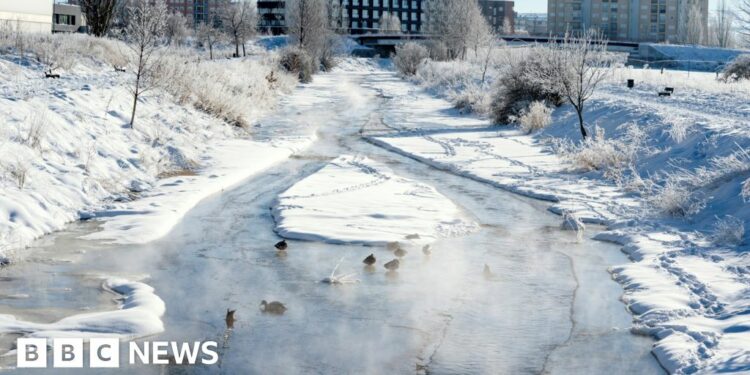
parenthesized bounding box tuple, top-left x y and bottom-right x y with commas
(374, 61, 750, 373)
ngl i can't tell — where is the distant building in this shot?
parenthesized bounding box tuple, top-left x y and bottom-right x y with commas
(258, 0, 286, 35)
(342, 0, 425, 34)
(515, 13, 547, 36)
(166, 0, 227, 24)
(0, 0, 53, 33)
(52, 3, 85, 33)
(547, 0, 708, 43)
(477, 0, 514, 34)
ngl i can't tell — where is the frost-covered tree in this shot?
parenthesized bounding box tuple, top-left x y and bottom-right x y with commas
(165, 12, 191, 46)
(219, 0, 257, 57)
(710, 0, 735, 48)
(379, 12, 402, 34)
(287, 0, 330, 62)
(425, 0, 491, 59)
(79, 0, 118, 37)
(527, 31, 614, 139)
(736, 0, 750, 46)
(678, 0, 707, 45)
(197, 17, 225, 60)
(124, 0, 168, 128)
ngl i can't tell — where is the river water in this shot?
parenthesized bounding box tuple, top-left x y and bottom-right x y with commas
(0, 62, 663, 374)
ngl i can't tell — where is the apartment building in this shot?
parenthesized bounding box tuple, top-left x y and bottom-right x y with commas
(516, 13, 547, 35)
(258, 1, 286, 34)
(340, 0, 425, 34)
(166, 0, 227, 24)
(52, 3, 86, 33)
(478, 0, 514, 34)
(547, 0, 708, 43)
(0, 0, 54, 33)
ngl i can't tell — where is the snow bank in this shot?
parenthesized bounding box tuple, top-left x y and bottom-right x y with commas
(84, 138, 310, 244)
(272, 154, 477, 245)
(0, 278, 165, 340)
(0, 35, 299, 258)
(371, 59, 750, 373)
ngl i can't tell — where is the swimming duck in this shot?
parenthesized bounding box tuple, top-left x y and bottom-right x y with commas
(363, 254, 376, 266)
(225, 309, 236, 329)
(260, 300, 287, 315)
(422, 244, 432, 255)
(274, 240, 288, 251)
(387, 241, 400, 251)
(384, 259, 400, 271)
(394, 248, 407, 258)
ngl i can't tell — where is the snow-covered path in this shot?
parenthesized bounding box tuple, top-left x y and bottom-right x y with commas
(0, 61, 661, 374)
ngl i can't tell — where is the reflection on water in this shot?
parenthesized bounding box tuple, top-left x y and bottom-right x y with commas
(0, 69, 662, 374)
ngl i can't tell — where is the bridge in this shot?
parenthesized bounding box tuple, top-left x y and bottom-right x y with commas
(351, 34, 640, 55)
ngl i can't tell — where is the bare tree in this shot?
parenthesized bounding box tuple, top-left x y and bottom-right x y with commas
(678, 0, 707, 45)
(425, 0, 490, 59)
(287, 0, 329, 61)
(165, 12, 191, 46)
(710, 0, 735, 48)
(124, 0, 168, 129)
(737, 0, 750, 46)
(527, 31, 614, 139)
(197, 17, 225, 60)
(79, 0, 118, 37)
(219, 0, 257, 57)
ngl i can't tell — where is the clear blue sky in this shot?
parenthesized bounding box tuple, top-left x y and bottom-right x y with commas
(516, 0, 723, 14)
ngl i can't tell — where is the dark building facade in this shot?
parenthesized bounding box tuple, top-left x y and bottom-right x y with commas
(258, 1, 286, 35)
(342, 0, 425, 34)
(165, 0, 227, 24)
(478, 0, 514, 34)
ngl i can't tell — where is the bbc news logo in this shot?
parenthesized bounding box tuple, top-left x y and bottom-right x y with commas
(17, 338, 219, 368)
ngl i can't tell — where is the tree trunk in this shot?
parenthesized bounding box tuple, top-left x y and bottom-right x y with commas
(577, 110, 587, 139)
(130, 92, 138, 129)
(209, 44, 213, 60)
(242, 42, 246, 57)
(234, 36, 240, 57)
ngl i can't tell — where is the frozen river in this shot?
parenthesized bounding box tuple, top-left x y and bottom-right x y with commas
(0, 63, 663, 374)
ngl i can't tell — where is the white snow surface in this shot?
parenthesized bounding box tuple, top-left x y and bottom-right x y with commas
(273, 154, 478, 245)
(370, 63, 750, 374)
(0, 40, 302, 256)
(0, 278, 165, 340)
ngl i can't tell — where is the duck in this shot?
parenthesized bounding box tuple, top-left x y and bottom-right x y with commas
(274, 240, 288, 251)
(394, 248, 407, 258)
(386, 241, 400, 251)
(422, 244, 432, 255)
(384, 259, 400, 271)
(405, 233, 420, 240)
(363, 254, 376, 266)
(225, 309, 236, 329)
(260, 300, 287, 315)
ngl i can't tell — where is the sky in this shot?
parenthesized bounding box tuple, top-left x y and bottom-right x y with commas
(515, 0, 724, 14)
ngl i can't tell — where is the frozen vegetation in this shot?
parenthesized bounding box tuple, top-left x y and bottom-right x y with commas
(0, 32, 303, 260)
(386, 41, 750, 373)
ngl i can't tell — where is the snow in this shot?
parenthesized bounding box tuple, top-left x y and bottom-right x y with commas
(0, 36, 301, 259)
(368, 58, 750, 373)
(272, 154, 478, 245)
(0, 278, 165, 341)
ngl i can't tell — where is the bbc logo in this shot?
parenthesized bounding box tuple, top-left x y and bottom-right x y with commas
(17, 338, 120, 368)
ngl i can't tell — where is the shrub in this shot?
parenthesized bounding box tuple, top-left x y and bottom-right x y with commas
(452, 84, 492, 115)
(393, 42, 428, 76)
(645, 179, 705, 217)
(720, 54, 750, 82)
(490, 48, 564, 124)
(278, 46, 315, 83)
(518, 101, 552, 133)
(422, 40, 450, 62)
(555, 125, 642, 175)
(711, 215, 745, 246)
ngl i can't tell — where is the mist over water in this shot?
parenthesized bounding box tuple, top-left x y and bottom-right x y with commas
(0, 67, 662, 374)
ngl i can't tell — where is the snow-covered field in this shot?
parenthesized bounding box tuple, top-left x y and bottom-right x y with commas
(273, 154, 477, 245)
(377, 57, 750, 373)
(0, 35, 302, 260)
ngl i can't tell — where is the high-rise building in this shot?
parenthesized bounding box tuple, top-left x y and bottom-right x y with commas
(547, 0, 708, 43)
(340, 0, 425, 34)
(166, 0, 227, 24)
(515, 13, 547, 35)
(478, 0, 514, 34)
(258, 1, 286, 34)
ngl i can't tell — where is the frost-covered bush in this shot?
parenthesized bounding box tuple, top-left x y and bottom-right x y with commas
(422, 40, 450, 62)
(451, 84, 492, 115)
(555, 125, 643, 175)
(491, 48, 564, 124)
(518, 101, 552, 133)
(278, 46, 315, 83)
(393, 42, 428, 76)
(720, 54, 750, 82)
(711, 215, 745, 246)
(645, 180, 705, 217)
